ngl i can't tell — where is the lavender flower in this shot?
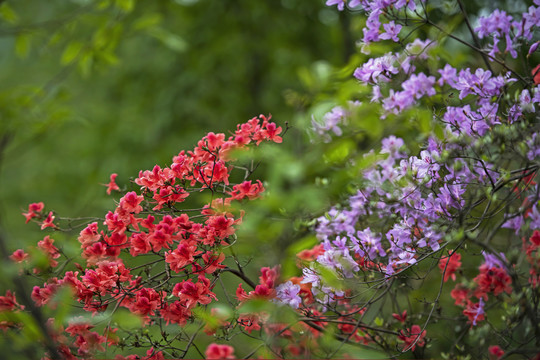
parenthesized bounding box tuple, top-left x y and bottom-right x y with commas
(502, 215, 525, 235)
(473, 298, 485, 326)
(275, 281, 302, 309)
(380, 21, 402, 42)
(326, 0, 346, 11)
(353, 53, 398, 84)
(482, 251, 507, 269)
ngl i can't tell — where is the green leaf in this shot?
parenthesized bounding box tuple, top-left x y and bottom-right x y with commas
(0, 3, 18, 24)
(97, 0, 111, 10)
(238, 298, 274, 314)
(111, 309, 143, 329)
(149, 28, 188, 53)
(78, 51, 94, 77)
(192, 307, 220, 328)
(210, 303, 234, 319)
(324, 139, 355, 164)
(15, 33, 31, 59)
(51, 287, 75, 323)
(353, 150, 380, 172)
(287, 235, 318, 255)
(133, 13, 162, 30)
(415, 108, 433, 134)
(96, 50, 119, 65)
(61, 42, 83, 65)
(350, 103, 383, 137)
(115, 0, 134, 12)
(317, 265, 343, 291)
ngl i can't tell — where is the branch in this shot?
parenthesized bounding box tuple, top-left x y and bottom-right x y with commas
(456, 0, 493, 72)
(422, 16, 528, 84)
(222, 267, 257, 289)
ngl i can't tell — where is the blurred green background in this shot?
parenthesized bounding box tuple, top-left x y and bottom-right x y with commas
(0, 0, 353, 250)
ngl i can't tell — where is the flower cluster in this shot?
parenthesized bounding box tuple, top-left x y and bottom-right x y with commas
(4, 0, 540, 358)
(9, 115, 283, 359)
(267, 0, 540, 357)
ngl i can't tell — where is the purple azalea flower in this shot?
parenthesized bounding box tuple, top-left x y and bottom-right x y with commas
(386, 223, 412, 250)
(326, 0, 346, 11)
(502, 215, 524, 235)
(332, 236, 349, 252)
(380, 21, 402, 42)
(482, 251, 507, 269)
(356, 228, 386, 259)
(275, 281, 302, 309)
(529, 205, 540, 229)
(393, 247, 417, 266)
(438, 64, 457, 86)
(402, 72, 436, 99)
(394, 0, 417, 11)
(527, 133, 540, 161)
(523, 5, 540, 38)
(475, 10, 513, 39)
(381, 135, 405, 158)
(520, 89, 535, 112)
(528, 41, 540, 56)
(472, 298, 485, 326)
(354, 53, 398, 84)
(302, 267, 320, 288)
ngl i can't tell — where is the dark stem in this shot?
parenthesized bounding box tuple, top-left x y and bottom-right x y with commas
(222, 267, 257, 289)
(456, 0, 493, 72)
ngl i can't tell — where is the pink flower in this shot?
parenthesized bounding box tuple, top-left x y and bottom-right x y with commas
(40, 211, 57, 230)
(10, 249, 29, 263)
(22, 202, 44, 223)
(37, 235, 60, 267)
(119, 191, 144, 214)
(0, 290, 24, 311)
(205, 343, 235, 359)
(105, 173, 120, 195)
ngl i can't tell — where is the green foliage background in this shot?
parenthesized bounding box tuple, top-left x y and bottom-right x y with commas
(0, 0, 349, 244)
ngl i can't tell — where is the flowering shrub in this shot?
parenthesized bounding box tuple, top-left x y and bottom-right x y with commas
(268, 0, 540, 358)
(2, 116, 285, 359)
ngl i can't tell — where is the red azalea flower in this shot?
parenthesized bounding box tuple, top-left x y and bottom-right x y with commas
(0, 290, 24, 311)
(474, 264, 512, 298)
(392, 310, 407, 323)
(439, 251, 462, 282)
(10, 249, 29, 263)
(40, 211, 57, 230)
(105, 173, 120, 195)
(22, 202, 44, 223)
(398, 324, 426, 352)
(533, 64, 540, 85)
(489, 345, 505, 359)
(463, 299, 485, 326)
